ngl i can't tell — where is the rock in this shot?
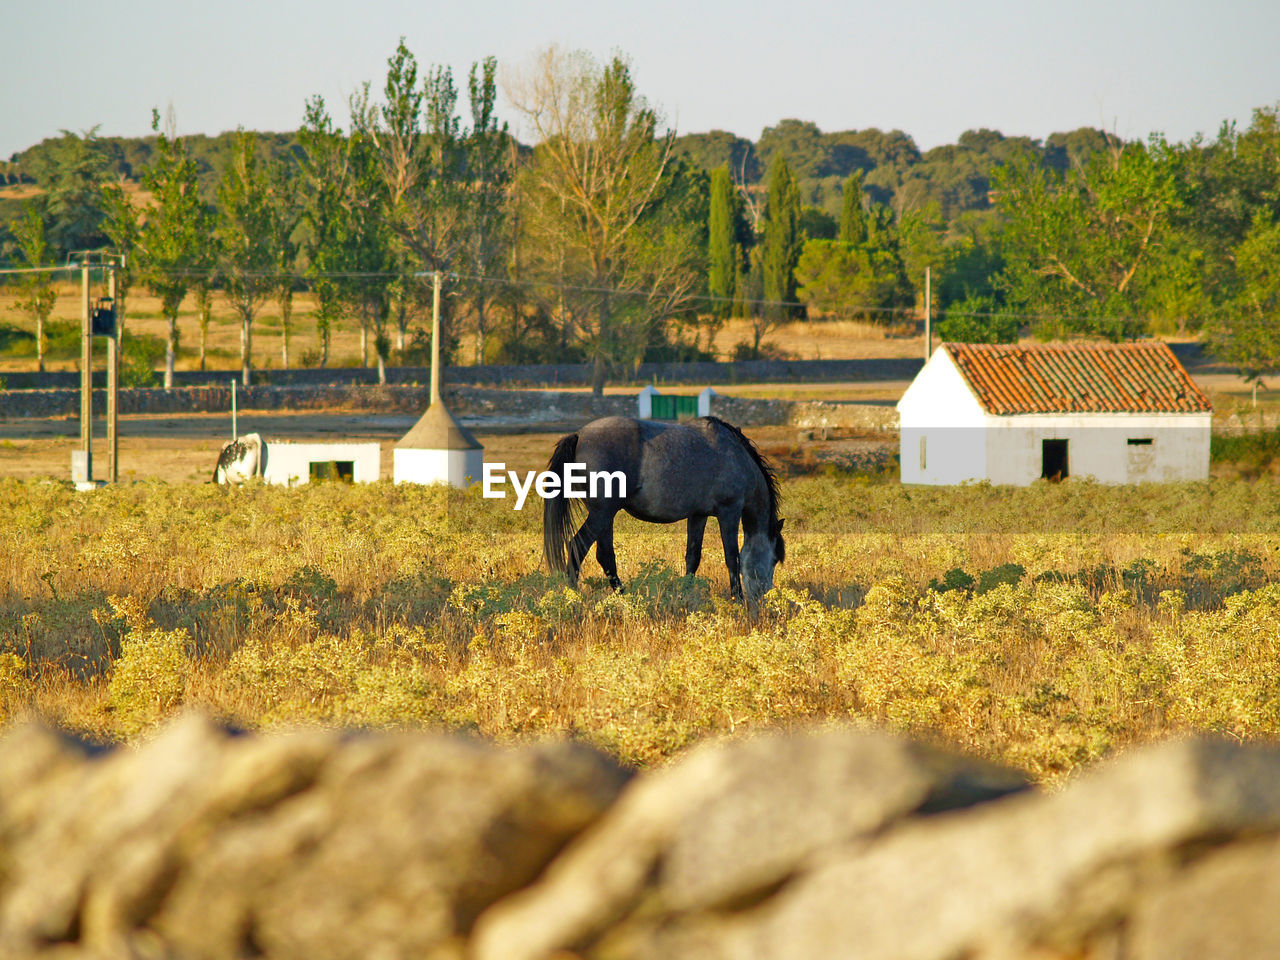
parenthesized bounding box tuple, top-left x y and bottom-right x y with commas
(673, 737, 1280, 960)
(8, 720, 1280, 960)
(0, 724, 98, 846)
(470, 726, 1028, 960)
(1127, 832, 1280, 960)
(0, 715, 629, 959)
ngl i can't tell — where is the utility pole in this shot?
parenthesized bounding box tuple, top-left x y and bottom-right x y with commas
(106, 264, 118, 483)
(392, 269, 483, 487)
(79, 258, 93, 485)
(924, 266, 932, 361)
(430, 269, 442, 404)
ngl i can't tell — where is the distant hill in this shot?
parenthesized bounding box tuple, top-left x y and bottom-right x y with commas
(1, 122, 1116, 242)
(673, 122, 1116, 221)
(3, 130, 304, 201)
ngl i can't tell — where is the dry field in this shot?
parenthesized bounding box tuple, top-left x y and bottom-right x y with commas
(2, 472, 1280, 786)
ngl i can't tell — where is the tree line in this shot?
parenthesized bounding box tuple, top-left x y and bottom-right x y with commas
(2, 41, 1279, 391)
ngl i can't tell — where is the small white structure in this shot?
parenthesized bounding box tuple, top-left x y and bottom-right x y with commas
(898, 342, 1212, 485)
(393, 403, 483, 487)
(637, 384, 659, 419)
(261, 440, 380, 486)
(637, 385, 717, 420)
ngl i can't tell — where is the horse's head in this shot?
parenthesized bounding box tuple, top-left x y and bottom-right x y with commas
(741, 518, 785, 602)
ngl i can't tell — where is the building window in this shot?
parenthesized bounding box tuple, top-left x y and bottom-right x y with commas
(310, 460, 355, 483)
(919, 435, 927, 470)
(1127, 437, 1155, 479)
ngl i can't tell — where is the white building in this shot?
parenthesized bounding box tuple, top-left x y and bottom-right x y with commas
(897, 342, 1212, 485)
(393, 402, 483, 487)
(261, 440, 381, 486)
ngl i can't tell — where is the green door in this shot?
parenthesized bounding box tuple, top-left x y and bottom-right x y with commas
(650, 395, 699, 420)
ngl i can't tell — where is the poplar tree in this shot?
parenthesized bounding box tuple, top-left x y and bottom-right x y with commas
(762, 156, 802, 323)
(217, 131, 276, 387)
(298, 96, 348, 368)
(707, 164, 738, 322)
(140, 109, 209, 389)
(839, 171, 868, 245)
(99, 183, 140, 353)
(265, 161, 301, 370)
(12, 207, 56, 372)
(461, 56, 513, 364)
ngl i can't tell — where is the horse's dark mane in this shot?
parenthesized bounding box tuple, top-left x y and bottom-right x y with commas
(703, 416, 781, 527)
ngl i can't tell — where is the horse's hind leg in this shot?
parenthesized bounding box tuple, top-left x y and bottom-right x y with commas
(595, 514, 623, 591)
(685, 516, 708, 576)
(567, 510, 610, 587)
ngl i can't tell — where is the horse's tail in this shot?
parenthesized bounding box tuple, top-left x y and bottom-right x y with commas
(543, 431, 581, 574)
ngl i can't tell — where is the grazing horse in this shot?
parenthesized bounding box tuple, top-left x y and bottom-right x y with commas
(543, 416, 785, 602)
(213, 433, 265, 484)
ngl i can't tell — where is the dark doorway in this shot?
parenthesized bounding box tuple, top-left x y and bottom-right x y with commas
(1041, 439, 1069, 481)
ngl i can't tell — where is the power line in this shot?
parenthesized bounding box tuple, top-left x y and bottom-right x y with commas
(0, 264, 83, 277)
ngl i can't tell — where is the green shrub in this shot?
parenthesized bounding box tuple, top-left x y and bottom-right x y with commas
(106, 596, 191, 732)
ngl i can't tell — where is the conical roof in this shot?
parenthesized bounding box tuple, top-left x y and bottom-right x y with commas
(395, 401, 483, 450)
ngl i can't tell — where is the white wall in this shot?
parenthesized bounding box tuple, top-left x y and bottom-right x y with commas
(262, 441, 381, 486)
(393, 447, 483, 487)
(898, 348, 1211, 486)
(897, 348, 988, 484)
(985, 413, 1211, 485)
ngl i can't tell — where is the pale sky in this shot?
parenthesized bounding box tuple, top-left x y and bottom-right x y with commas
(2, 0, 1277, 160)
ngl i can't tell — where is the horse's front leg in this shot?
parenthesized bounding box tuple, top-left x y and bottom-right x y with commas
(595, 512, 624, 591)
(685, 515, 708, 577)
(567, 511, 609, 587)
(717, 509, 743, 599)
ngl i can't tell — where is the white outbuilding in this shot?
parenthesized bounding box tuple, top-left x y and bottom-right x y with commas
(897, 342, 1212, 485)
(393, 403, 484, 487)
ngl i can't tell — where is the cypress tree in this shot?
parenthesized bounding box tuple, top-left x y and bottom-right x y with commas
(707, 164, 738, 321)
(762, 155, 802, 320)
(839, 171, 868, 246)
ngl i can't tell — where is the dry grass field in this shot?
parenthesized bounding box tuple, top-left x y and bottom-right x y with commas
(2, 472, 1280, 786)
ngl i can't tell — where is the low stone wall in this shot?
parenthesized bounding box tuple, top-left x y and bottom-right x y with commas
(4, 716, 1280, 960)
(0, 381, 899, 432)
(0, 355, 924, 392)
(0, 341, 1223, 393)
(0, 384, 645, 427)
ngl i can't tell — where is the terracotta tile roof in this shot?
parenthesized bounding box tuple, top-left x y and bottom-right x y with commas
(943, 341, 1212, 415)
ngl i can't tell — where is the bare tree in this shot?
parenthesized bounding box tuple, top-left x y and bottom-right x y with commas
(505, 47, 702, 393)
